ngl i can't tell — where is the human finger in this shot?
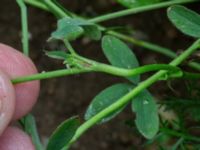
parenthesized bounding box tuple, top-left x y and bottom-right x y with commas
(0, 43, 40, 120)
(0, 126, 35, 150)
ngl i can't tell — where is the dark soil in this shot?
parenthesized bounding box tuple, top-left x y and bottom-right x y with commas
(1, 0, 200, 149)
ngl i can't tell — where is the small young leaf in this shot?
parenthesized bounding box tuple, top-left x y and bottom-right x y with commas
(167, 5, 200, 38)
(85, 83, 133, 123)
(45, 51, 68, 60)
(102, 35, 140, 84)
(47, 117, 80, 150)
(51, 25, 83, 41)
(57, 18, 90, 28)
(51, 18, 101, 41)
(115, 0, 161, 8)
(132, 90, 159, 139)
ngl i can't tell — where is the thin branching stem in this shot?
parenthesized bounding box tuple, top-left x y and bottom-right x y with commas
(17, 0, 29, 56)
(24, 0, 200, 71)
(89, 0, 198, 23)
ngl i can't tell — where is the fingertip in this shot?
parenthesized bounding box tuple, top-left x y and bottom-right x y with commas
(0, 43, 40, 120)
(0, 126, 35, 150)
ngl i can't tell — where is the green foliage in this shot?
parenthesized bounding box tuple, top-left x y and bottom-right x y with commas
(163, 97, 200, 122)
(51, 18, 83, 40)
(82, 25, 102, 41)
(19, 114, 43, 150)
(85, 83, 133, 123)
(51, 18, 101, 41)
(45, 51, 68, 60)
(102, 35, 140, 84)
(17, 0, 200, 149)
(47, 117, 80, 150)
(115, 0, 162, 8)
(168, 5, 200, 38)
(132, 90, 159, 139)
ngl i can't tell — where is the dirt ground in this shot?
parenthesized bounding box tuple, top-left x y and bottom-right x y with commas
(0, 0, 200, 149)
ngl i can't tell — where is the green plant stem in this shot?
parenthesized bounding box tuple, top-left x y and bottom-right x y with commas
(88, 0, 197, 23)
(17, 2, 44, 149)
(23, 0, 49, 11)
(73, 54, 182, 77)
(93, 63, 181, 77)
(43, 0, 69, 18)
(63, 39, 77, 55)
(108, 31, 177, 58)
(188, 62, 200, 71)
(11, 63, 181, 84)
(11, 68, 91, 84)
(68, 39, 200, 146)
(17, 0, 29, 56)
(183, 72, 200, 79)
(160, 128, 200, 142)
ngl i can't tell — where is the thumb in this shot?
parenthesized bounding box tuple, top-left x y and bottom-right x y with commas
(0, 70, 15, 135)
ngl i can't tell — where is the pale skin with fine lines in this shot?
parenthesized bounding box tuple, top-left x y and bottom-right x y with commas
(0, 43, 40, 150)
(0, 127, 35, 150)
(0, 70, 15, 135)
(0, 44, 40, 120)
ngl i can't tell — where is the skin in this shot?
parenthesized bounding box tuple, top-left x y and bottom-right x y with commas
(0, 44, 40, 120)
(0, 127, 35, 150)
(0, 43, 40, 149)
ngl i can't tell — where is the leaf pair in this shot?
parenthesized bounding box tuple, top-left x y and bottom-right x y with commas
(51, 18, 101, 41)
(85, 83, 159, 139)
(85, 35, 159, 139)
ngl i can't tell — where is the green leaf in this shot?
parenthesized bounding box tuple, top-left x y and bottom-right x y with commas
(82, 25, 102, 40)
(51, 18, 85, 40)
(102, 35, 140, 84)
(115, 0, 161, 8)
(19, 114, 43, 150)
(132, 90, 159, 139)
(51, 25, 83, 41)
(51, 18, 101, 41)
(85, 83, 133, 123)
(47, 117, 80, 150)
(167, 5, 200, 38)
(45, 51, 68, 60)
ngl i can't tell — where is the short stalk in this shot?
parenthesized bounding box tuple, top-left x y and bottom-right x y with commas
(63, 39, 77, 55)
(23, 0, 49, 11)
(43, 0, 69, 18)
